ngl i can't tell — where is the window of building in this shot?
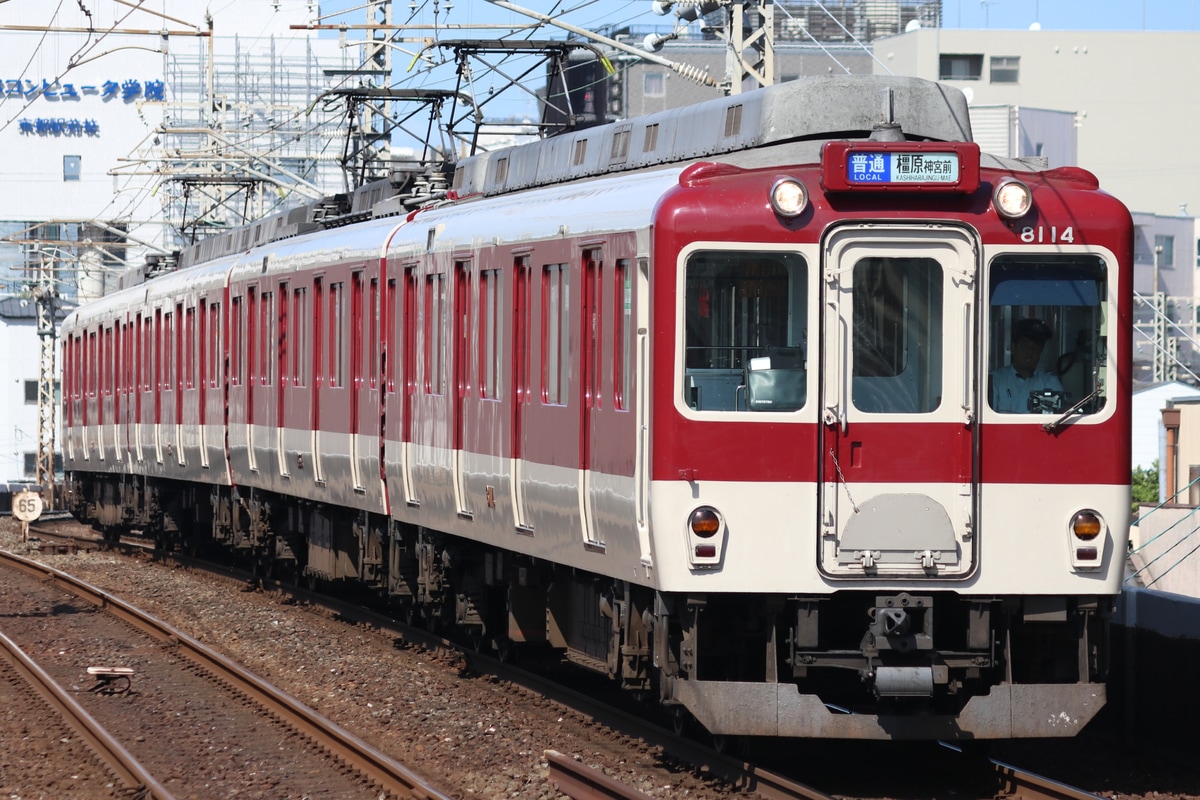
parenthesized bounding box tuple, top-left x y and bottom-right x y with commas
(1156, 234, 1175, 268)
(24, 379, 37, 404)
(939, 54, 983, 80)
(23, 452, 62, 478)
(644, 72, 665, 97)
(990, 56, 1020, 83)
(63, 155, 81, 181)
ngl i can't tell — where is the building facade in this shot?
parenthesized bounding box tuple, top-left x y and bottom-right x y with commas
(0, 1, 349, 483)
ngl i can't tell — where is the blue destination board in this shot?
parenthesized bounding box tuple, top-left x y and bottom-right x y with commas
(847, 152, 960, 184)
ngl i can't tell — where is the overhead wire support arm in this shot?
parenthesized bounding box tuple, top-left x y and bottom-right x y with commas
(415, 40, 609, 140)
(483, 0, 718, 88)
(309, 88, 479, 189)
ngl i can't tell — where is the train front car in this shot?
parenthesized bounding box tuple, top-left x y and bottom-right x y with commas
(649, 77, 1132, 740)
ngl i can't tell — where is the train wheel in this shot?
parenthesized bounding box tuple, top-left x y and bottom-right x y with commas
(393, 600, 415, 626)
(671, 707, 689, 736)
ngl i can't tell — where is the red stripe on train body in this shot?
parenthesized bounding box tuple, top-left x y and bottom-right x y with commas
(60, 75, 1133, 741)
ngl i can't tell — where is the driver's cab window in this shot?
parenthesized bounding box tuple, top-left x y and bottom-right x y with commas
(683, 250, 807, 412)
(988, 255, 1108, 416)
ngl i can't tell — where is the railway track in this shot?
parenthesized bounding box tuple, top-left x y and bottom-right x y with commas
(0, 545, 455, 800)
(7, 521, 1117, 800)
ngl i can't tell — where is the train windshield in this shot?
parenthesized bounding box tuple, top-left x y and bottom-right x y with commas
(987, 255, 1108, 416)
(683, 250, 808, 413)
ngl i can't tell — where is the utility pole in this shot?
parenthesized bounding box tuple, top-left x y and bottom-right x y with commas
(727, 1, 775, 94)
(33, 248, 58, 509)
(1152, 244, 1177, 383)
(360, 0, 393, 182)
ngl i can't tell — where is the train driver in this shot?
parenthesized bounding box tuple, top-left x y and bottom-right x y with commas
(990, 317, 1063, 413)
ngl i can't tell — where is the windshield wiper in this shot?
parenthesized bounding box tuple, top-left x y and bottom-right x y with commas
(1042, 388, 1100, 432)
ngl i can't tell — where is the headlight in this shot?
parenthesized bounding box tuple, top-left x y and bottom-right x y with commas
(770, 177, 808, 218)
(992, 177, 1033, 219)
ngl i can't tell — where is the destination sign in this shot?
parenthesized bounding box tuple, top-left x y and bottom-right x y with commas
(847, 152, 960, 184)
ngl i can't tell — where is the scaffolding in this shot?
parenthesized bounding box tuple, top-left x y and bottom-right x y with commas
(114, 28, 348, 245)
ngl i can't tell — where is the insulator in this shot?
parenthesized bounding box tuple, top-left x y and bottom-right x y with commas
(671, 61, 717, 87)
(643, 32, 676, 52)
(673, 1, 725, 22)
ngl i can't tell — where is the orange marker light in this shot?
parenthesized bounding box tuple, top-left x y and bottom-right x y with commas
(1072, 511, 1102, 540)
(689, 507, 721, 538)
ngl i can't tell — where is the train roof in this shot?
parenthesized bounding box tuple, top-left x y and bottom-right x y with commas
(174, 75, 972, 272)
(450, 74, 972, 198)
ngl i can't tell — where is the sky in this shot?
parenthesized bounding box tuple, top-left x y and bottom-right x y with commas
(316, 1, 1200, 34)
(310, 0, 1200, 127)
(940, 0, 1200, 30)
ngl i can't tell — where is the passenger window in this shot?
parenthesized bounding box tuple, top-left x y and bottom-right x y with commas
(988, 255, 1108, 416)
(682, 251, 807, 412)
(851, 257, 943, 414)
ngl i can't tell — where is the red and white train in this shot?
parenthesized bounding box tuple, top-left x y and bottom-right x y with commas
(61, 75, 1133, 740)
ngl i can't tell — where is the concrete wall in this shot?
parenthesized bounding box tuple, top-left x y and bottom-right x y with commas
(969, 105, 1076, 165)
(1130, 504, 1200, 595)
(875, 29, 1200, 218)
(1110, 588, 1200, 760)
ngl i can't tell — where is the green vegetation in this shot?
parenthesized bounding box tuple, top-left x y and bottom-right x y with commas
(1131, 461, 1159, 515)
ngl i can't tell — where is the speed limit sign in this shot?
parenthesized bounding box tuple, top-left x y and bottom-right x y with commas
(12, 490, 43, 523)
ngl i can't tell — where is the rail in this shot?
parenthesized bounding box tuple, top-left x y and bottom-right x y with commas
(0, 547, 456, 800)
(993, 759, 1108, 800)
(0, 629, 177, 800)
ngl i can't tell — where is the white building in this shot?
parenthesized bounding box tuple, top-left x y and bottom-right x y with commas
(1132, 381, 1200, 472)
(0, 1, 351, 483)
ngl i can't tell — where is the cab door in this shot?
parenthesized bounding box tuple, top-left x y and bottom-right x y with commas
(819, 225, 978, 579)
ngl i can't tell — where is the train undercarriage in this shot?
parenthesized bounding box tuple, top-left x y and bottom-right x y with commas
(65, 471, 1111, 740)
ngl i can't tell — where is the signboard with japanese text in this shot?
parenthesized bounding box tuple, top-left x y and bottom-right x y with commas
(8, 77, 165, 139)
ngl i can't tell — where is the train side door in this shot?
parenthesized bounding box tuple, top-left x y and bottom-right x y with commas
(275, 282, 289, 477)
(452, 260, 471, 515)
(349, 270, 364, 491)
(100, 323, 113, 462)
(579, 248, 602, 547)
(282, 283, 312, 480)
(511, 255, 533, 531)
(153, 307, 164, 465)
(174, 302, 185, 465)
(311, 276, 325, 485)
(134, 313, 146, 463)
(819, 226, 978, 579)
(400, 265, 418, 504)
(317, 275, 351, 488)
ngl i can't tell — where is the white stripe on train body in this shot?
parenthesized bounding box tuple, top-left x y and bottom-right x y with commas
(60, 74, 1133, 740)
